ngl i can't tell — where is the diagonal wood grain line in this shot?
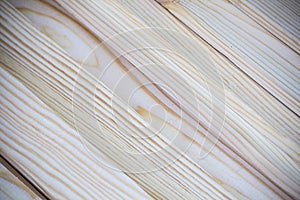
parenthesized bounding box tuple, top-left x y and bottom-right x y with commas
(0, 1, 236, 199)
(7, 1, 299, 199)
(228, 0, 300, 54)
(157, 0, 300, 117)
(51, 0, 299, 198)
(1, 0, 299, 199)
(0, 155, 48, 200)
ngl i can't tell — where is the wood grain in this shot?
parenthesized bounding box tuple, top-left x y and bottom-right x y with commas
(0, 1, 236, 199)
(50, 0, 300, 198)
(229, 0, 300, 53)
(0, 0, 299, 199)
(0, 67, 153, 199)
(0, 162, 41, 200)
(159, 0, 300, 116)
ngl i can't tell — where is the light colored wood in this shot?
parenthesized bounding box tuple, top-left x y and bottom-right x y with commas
(11, 0, 299, 145)
(49, 0, 299, 198)
(51, 0, 300, 141)
(9, 1, 298, 196)
(1, 0, 299, 199)
(5, 1, 280, 199)
(0, 162, 41, 200)
(0, 1, 236, 199)
(0, 67, 153, 199)
(229, 0, 300, 53)
(159, 0, 300, 116)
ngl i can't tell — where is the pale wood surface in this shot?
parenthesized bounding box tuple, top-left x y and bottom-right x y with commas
(0, 162, 41, 200)
(0, 0, 299, 199)
(51, 0, 300, 198)
(1, 2, 236, 199)
(159, 0, 300, 116)
(0, 67, 153, 199)
(229, 0, 300, 53)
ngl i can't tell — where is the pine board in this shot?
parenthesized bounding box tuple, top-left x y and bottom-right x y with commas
(229, 0, 300, 53)
(0, 68, 152, 199)
(159, 0, 300, 116)
(0, 161, 42, 200)
(0, 0, 299, 199)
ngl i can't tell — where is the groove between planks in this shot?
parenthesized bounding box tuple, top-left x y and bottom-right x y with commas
(0, 0, 299, 199)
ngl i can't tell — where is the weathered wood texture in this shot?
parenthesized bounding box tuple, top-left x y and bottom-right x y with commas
(0, 0, 299, 199)
(159, 0, 300, 116)
(0, 67, 152, 199)
(1, 2, 235, 199)
(229, 0, 300, 53)
(0, 162, 41, 200)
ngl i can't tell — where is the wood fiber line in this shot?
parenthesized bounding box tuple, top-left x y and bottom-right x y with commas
(228, 0, 300, 53)
(1, 0, 299, 199)
(158, 0, 300, 116)
(0, 160, 42, 200)
(0, 68, 153, 199)
(0, 1, 236, 199)
(8, 1, 296, 199)
(51, 0, 299, 198)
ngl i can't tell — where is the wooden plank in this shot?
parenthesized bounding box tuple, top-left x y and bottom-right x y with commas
(49, 0, 299, 198)
(0, 1, 236, 199)
(1, 0, 299, 199)
(5, 1, 287, 199)
(0, 67, 152, 199)
(50, 0, 300, 142)
(158, 0, 300, 116)
(0, 161, 42, 200)
(229, 0, 300, 53)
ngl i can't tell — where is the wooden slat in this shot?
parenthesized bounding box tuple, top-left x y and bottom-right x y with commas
(229, 0, 300, 53)
(0, 161, 42, 200)
(0, 1, 236, 199)
(1, 0, 299, 199)
(158, 0, 300, 116)
(0, 67, 152, 199)
(49, 0, 299, 198)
